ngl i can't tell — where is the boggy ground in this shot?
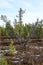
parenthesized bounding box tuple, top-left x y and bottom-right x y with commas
(0, 38, 43, 65)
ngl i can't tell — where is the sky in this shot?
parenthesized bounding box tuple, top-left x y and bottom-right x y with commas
(0, 0, 43, 26)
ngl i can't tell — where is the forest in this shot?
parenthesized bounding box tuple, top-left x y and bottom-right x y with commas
(0, 8, 43, 39)
(0, 8, 43, 65)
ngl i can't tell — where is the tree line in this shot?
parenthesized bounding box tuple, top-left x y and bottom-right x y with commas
(0, 8, 43, 39)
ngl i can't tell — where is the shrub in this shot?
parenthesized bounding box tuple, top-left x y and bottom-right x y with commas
(0, 53, 8, 65)
(9, 40, 16, 55)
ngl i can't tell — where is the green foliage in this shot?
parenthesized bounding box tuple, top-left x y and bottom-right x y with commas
(0, 8, 43, 39)
(0, 54, 8, 65)
(34, 19, 43, 38)
(0, 27, 6, 36)
(18, 8, 25, 23)
(30, 19, 43, 38)
(14, 8, 25, 38)
(1, 15, 7, 22)
(5, 21, 14, 37)
(9, 40, 16, 55)
(24, 24, 31, 37)
(14, 19, 24, 38)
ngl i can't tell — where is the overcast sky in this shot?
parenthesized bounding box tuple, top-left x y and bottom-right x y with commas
(0, 0, 43, 26)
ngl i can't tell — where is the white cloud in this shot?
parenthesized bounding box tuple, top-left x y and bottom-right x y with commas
(23, 1, 32, 8)
(8, 0, 14, 2)
(0, 12, 15, 26)
(0, 0, 43, 26)
(22, 0, 43, 24)
(23, 11, 43, 24)
(40, 2, 43, 7)
(0, 0, 12, 9)
(19, 0, 34, 11)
